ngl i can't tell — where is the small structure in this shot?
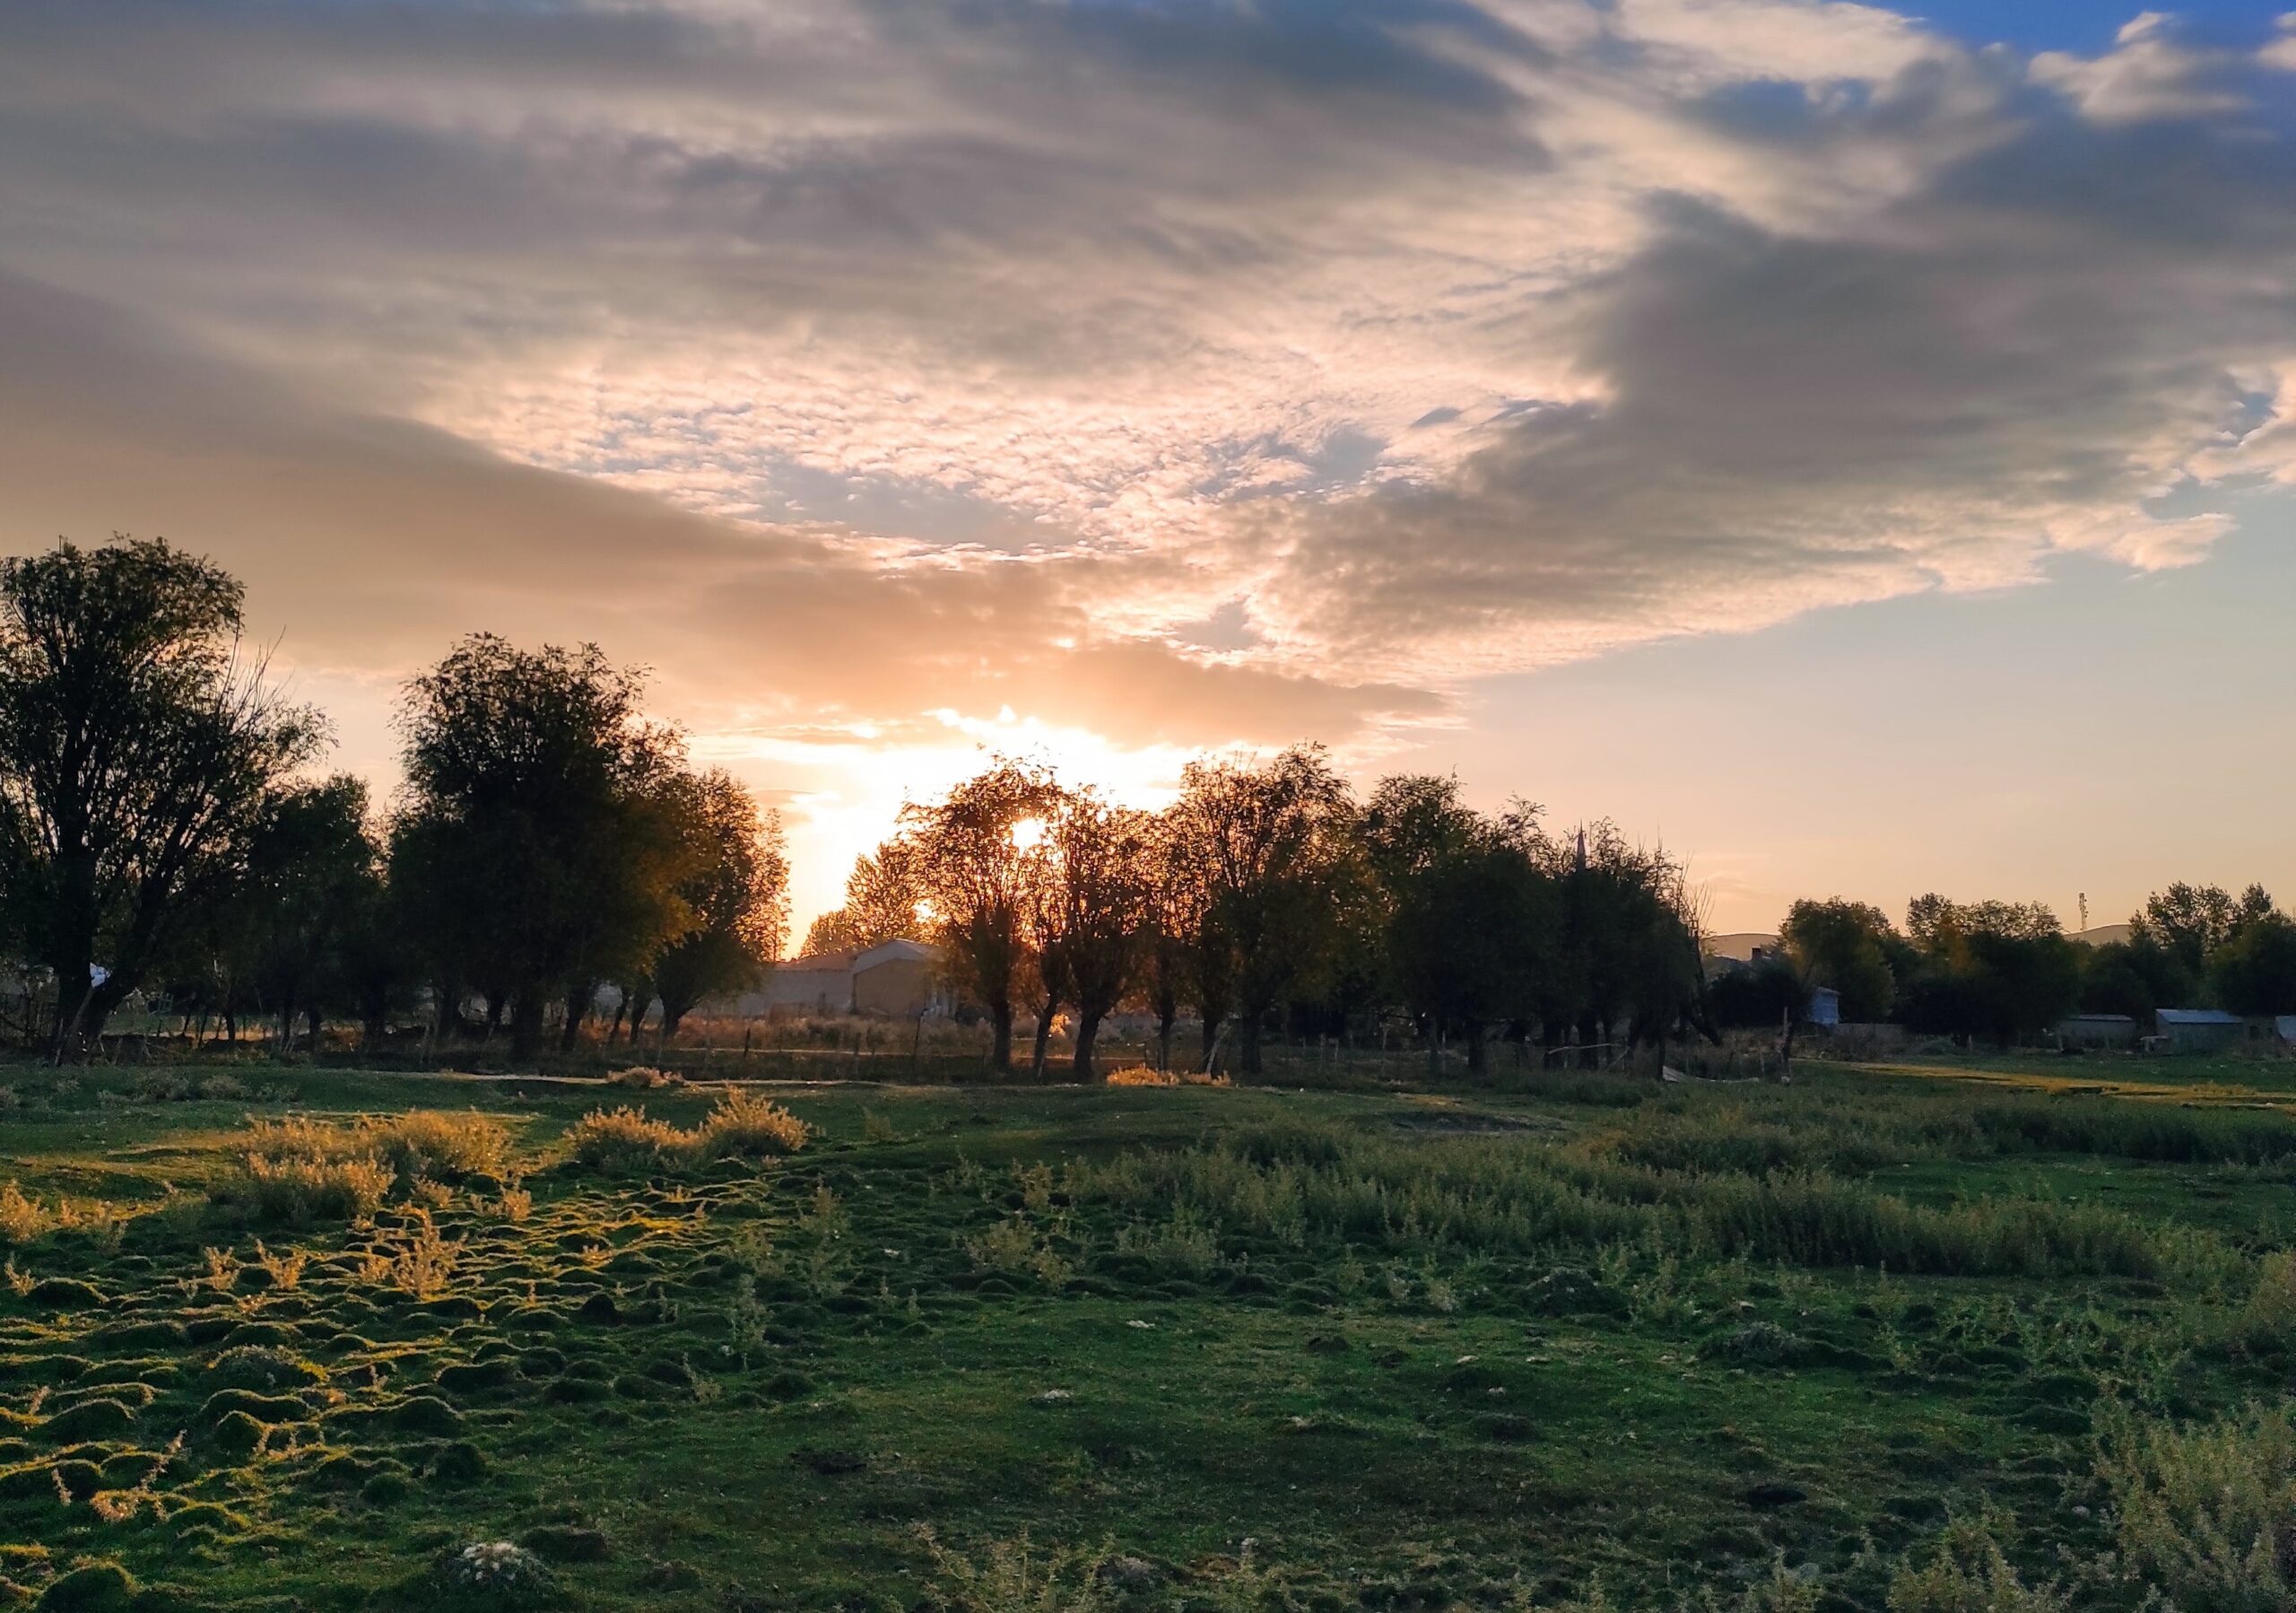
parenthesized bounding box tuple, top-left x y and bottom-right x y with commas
(2276, 1016, 2296, 1050)
(2156, 1007, 2244, 1053)
(2057, 1013, 2137, 1051)
(1806, 986, 1841, 1028)
(733, 939, 945, 1019)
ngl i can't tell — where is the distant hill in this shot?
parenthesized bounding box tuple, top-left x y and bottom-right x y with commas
(1702, 932, 1779, 963)
(2069, 924, 2133, 947)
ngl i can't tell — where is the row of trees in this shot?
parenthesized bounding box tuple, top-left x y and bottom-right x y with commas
(1717, 884, 2296, 1048)
(0, 540, 788, 1060)
(804, 756, 1707, 1079)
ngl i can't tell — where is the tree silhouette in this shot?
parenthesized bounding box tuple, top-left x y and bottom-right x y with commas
(0, 537, 323, 1059)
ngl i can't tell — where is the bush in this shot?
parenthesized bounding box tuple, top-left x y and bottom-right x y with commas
(566, 1106, 687, 1172)
(2097, 1401, 2296, 1612)
(226, 1154, 393, 1224)
(361, 1111, 511, 1182)
(695, 1090, 809, 1158)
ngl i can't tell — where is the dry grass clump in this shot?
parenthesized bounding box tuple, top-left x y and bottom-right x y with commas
(695, 1089, 810, 1158)
(1106, 1066, 1231, 1088)
(242, 1109, 510, 1181)
(232, 1154, 394, 1224)
(0, 1181, 129, 1246)
(566, 1105, 688, 1171)
(566, 1093, 809, 1172)
(606, 1065, 684, 1090)
(218, 1109, 513, 1223)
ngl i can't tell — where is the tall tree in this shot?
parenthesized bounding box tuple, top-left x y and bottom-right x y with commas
(392, 635, 692, 1061)
(1167, 746, 1356, 1076)
(1779, 898, 1901, 1023)
(1901, 895, 2079, 1046)
(1035, 793, 1153, 1081)
(233, 774, 378, 1053)
(2131, 883, 2273, 990)
(649, 769, 790, 1040)
(0, 538, 323, 1058)
(904, 759, 1061, 1072)
(2212, 908, 2296, 1017)
(1364, 775, 1553, 1077)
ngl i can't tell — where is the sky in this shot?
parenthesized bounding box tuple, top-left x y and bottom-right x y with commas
(1, 0, 2291, 944)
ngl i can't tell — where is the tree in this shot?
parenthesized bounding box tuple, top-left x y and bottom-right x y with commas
(1542, 823, 1702, 1061)
(1363, 776, 1552, 1077)
(649, 770, 789, 1040)
(1779, 898, 1900, 1023)
(1708, 957, 1812, 1033)
(1035, 793, 1154, 1081)
(233, 775, 378, 1052)
(812, 840, 929, 956)
(1136, 811, 1205, 1073)
(1901, 895, 2079, 1046)
(903, 759, 1062, 1072)
(0, 538, 324, 1058)
(2131, 883, 2274, 989)
(2213, 910, 2296, 1017)
(802, 908, 865, 957)
(392, 635, 693, 1061)
(1166, 746, 1356, 1076)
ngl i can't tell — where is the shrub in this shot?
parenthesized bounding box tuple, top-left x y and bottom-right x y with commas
(2097, 1400, 2296, 1612)
(1886, 1520, 2069, 1612)
(0, 1182, 47, 1244)
(362, 1111, 511, 1182)
(566, 1106, 686, 1172)
(695, 1090, 810, 1158)
(228, 1154, 393, 1224)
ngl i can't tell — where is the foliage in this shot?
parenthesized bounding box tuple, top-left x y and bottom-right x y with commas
(1779, 897, 1902, 1022)
(390, 634, 696, 1059)
(648, 769, 790, 1038)
(0, 536, 325, 1056)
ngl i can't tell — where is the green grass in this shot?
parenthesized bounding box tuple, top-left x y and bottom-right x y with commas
(1, 1059, 2295, 1608)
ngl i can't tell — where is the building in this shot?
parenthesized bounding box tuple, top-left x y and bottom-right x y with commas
(2057, 1013, 2137, 1051)
(721, 939, 945, 1019)
(1806, 985, 1841, 1028)
(2155, 1007, 2244, 1053)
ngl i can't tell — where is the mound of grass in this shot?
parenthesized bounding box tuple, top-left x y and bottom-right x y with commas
(566, 1093, 807, 1172)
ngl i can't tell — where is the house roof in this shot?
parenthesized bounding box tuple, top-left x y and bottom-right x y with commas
(856, 938, 937, 969)
(2063, 1013, 2135, 1024)
(2158, 1008, 2241, 1026)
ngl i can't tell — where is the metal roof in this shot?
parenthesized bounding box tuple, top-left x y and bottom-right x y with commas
(2157, 1008, 2241, 1026)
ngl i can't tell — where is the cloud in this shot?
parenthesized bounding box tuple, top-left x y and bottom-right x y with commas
(0, 0, 2292, 753)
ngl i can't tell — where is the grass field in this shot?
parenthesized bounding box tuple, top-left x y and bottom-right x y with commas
(4, 1056, 2296, 1610)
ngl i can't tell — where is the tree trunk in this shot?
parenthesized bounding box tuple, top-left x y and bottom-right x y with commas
(1427, 1018, 1444, 1078)
(662, 1005, 686, 1042)
(988, 998, 1013, 1072)
(483, 990, 507, 1040)
(509, 991, 544, 1062)
(1465, 1021, 1490, 1080)
(1072, 1007, 1106, 1082)
(559, 981, 593, 1052)
(624, 992, 649, 1044)
(1239, 1011, 1263, 1077)
(1153, 1001, 1176, 1073)
(1029, 996, 1055, 1082)
(1199, 1008, 1225, 1074)
(278, 995, 298, 1057)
